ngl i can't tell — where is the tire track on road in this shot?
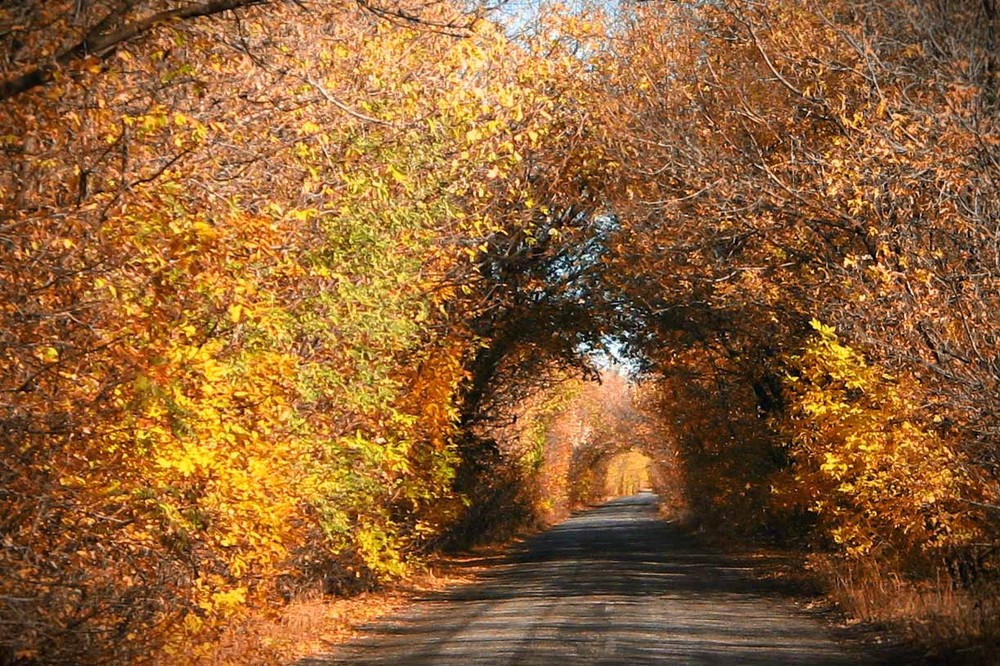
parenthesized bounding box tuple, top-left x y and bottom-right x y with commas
(304, 493, 888, 665)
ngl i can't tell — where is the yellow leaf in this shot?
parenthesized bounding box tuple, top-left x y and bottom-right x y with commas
(37, 347, 59, 363)
(388, 165, 408, 185)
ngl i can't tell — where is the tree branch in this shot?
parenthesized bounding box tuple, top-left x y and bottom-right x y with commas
(0, 0, 271, 102)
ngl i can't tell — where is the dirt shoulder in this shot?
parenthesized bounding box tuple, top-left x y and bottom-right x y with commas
(196, 540, 519, 664)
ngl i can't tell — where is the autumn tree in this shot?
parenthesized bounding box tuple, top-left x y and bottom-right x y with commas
(4, 0, 999, 660)
(592, 0, 999, 582)
(0, 1, 623, 661)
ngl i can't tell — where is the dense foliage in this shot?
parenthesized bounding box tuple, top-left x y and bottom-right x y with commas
(598, 0, 999, 564)
(2, 0, 999, 662)
(0, 1, 606, 661)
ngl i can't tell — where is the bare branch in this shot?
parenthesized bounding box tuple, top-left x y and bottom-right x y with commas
(302, 75, 394, 126)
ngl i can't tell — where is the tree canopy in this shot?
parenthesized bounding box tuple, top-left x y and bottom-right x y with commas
(1, 0, 998, 661)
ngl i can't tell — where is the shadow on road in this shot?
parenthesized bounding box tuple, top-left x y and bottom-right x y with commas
(302, 493, 882, 665)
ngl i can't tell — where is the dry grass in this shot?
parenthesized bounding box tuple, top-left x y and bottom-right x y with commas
(689, 521, 1000, 663)
(184, 556, 489, 666)
(813, 556, 1000, 663)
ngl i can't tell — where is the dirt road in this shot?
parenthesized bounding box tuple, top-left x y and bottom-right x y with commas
(304, 493, 884, 665)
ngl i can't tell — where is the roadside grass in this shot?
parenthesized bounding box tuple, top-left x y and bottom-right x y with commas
(174, 558, 474, 665)
(184, 547, 511, 665)
(677, 515, 999, 664)
(813, 557, 1000, 664)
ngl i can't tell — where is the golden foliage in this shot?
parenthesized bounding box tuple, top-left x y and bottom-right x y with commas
(0, 2, 606, 661)
(776, 321, 984, 561)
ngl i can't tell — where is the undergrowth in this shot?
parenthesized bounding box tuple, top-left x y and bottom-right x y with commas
(813, 556, 1000, 664)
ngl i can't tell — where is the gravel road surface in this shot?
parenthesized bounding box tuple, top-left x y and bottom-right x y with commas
(304, 493, 882, 665)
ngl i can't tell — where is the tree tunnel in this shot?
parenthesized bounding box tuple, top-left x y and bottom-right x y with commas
(2, 0, 998, 661)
